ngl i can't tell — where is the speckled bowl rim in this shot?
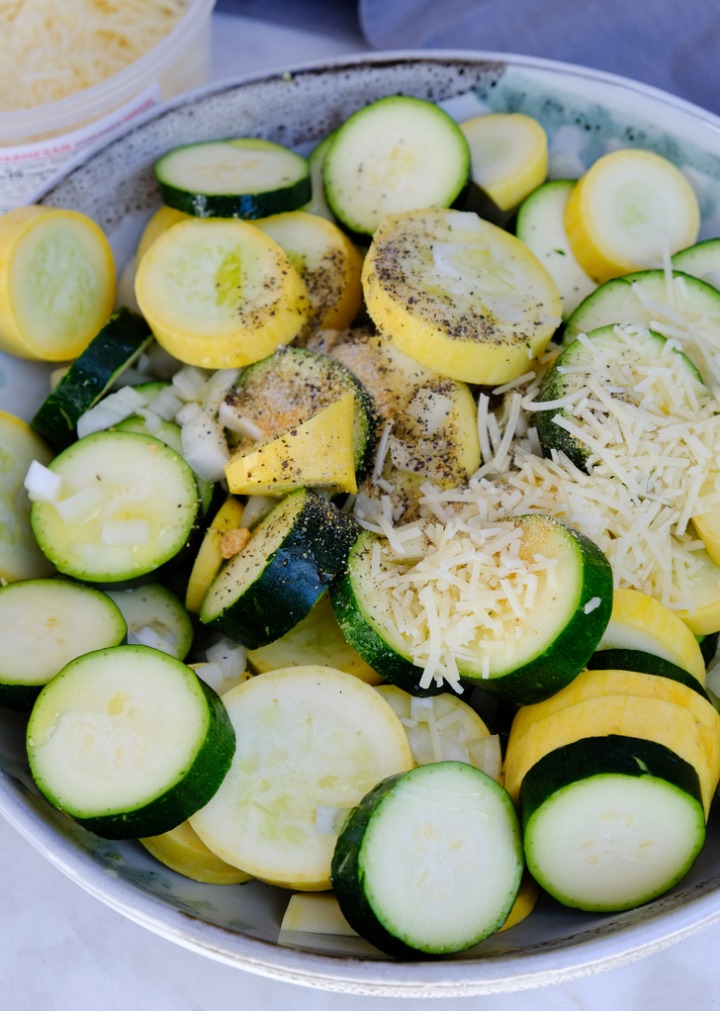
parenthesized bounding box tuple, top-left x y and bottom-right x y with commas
(5, 48, 720, 998)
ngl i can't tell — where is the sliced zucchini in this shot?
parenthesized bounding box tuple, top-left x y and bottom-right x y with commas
(515, 179, 596, 318)
(535, 323, 705, 469)
(30, 430, 200, 584)
(503, 672, 720, 814)
(0, 578, 126, 710)
(330, 761, 523, 956)
(672, 238, 720, 290)
(221, 344, 377, 480)
(31, 308, 153, 450)
(134, 217, 309, 369)
(362, 208, 561, 385)
(322, 95, 470, 236)
(521, 736, 706, 911)
(189, 665, 414, 889)
(224, 391, 358, 496)
(0, 410, 54, 582)
(0, 205, 115, 362)
(460, 112, 548, 212)
(105, 583, 193, 661)
(375, 685, 501, 778)
(155, 138, 311, 219)
(563, 268, 720, 344)
(26, 644, 236, 839)
(246, 590, 382, 685)
(140, 820, 252, 885)
(586, 648, 709, 699)
(254, 210, 363, 335)
(598, 587, 707, 684)
(199, 488, 358, 649)
(302, 133, 336, 221)
(331, 514, 612, 704)
(564, 148, 700, 283)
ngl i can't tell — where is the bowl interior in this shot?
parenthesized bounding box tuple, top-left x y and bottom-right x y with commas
(3, 52, 720, 996)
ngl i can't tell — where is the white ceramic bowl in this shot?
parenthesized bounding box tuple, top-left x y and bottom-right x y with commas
(3, 52, 720, 998)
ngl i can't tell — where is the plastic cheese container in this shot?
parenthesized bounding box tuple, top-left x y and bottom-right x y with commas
(0, 0, 216, 213)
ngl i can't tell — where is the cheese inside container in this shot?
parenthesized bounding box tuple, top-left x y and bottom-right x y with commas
(0, 0, 216, 213)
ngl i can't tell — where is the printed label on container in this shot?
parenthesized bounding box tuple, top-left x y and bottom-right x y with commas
(0, 83, 161, 213)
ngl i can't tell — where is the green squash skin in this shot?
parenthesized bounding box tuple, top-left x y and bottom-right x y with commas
(31, 308, 153, 451)
(586, 648, 710, 700)
(329, 531, 445, 698)
(334, 518, 613, 706)
(459, 520, 613, 705)
(201, 489, 359, 650)
(27, 650, 236, 840)
(331, 762, 523, 957)
(520, 734, 704, 827)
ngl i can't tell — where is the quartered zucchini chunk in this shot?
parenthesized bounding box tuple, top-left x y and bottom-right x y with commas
(221, 344, 377, 480)
(362, 208, 561, 385)
(31, 307, 153, 450)
(224, 391, 358, 496)
(199, 488, 358, 649)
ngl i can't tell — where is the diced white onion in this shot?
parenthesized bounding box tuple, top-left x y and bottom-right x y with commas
(240, 495, 276, 528)
(206, 637, 247, 682)
(24, 460, 62, 502)
(180, 410, 230, 482)
(101, 518, 151, 546)
(147, 385, 184, 421)
(77, 385, 149, 438)
(129, 625, 177, 654)
(218, 401, 265, 440)
(172, 366, 209, 402)
(55, 487, 105, 524)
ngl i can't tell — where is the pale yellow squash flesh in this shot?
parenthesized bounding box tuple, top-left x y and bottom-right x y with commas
(184, 496, 246, 613)
(140, 820, 253, 885)
(224, 391, 357, 496)
(460, 113, 548, 212)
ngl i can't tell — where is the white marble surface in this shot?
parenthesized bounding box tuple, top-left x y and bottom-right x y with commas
(5, 10, 720, 1010)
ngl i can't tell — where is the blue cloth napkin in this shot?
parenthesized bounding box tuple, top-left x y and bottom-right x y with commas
(216, 0, 720, 116)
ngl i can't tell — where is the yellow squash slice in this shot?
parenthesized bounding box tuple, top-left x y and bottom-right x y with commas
(362, 208, 561, 385)
(565, 149, 701, 283)
(0, 411, 54, 582)
(134, 217, 309, 368)
(140, 820, 253, 885)
(460, 112, 548, 212)
(0, 205, 115, 361)
(184, 495, 246, 613)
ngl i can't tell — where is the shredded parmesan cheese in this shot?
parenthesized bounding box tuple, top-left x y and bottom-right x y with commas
(0, 0, 187, 112)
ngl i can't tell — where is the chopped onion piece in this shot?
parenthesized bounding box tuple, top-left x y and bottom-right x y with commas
(172, 365, 209, 402)
(129, 625, 177, 654)
(55, 487, 105, 524)
(77, 385, 149, 438)
(24, 460, 63, 502)
(240, 494, 276, 528)
(181, 410, 229, 481)
(218, 401, 265, 440)
(147, 385, 184, 421)
(206, 637, 247, 680)
(175, 401, 202, 425)
(191, 661, 226, 694)
(203, 369, 241, 413)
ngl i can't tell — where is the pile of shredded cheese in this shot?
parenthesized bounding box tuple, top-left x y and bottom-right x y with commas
(354, 278, 720, 689)
(0, 0, 187, 112)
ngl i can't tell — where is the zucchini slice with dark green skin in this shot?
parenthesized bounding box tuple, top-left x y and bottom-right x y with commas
(222, 344, 378, 480)
(586, 648, 710, 700)
(30, 430, 201, 585)
(0, 578, 127, 711)
(535, 323, 704, 469)
(331, 515, 613, 704)
(26, 644, 236, 839)
(563, 268, 720, 343)
(521, 736, 706, 912)
(31, 308, 153, 450)
(199, 488, 358, 649)
(330, 761, 523, 957)
(155, 138, 311, 219)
